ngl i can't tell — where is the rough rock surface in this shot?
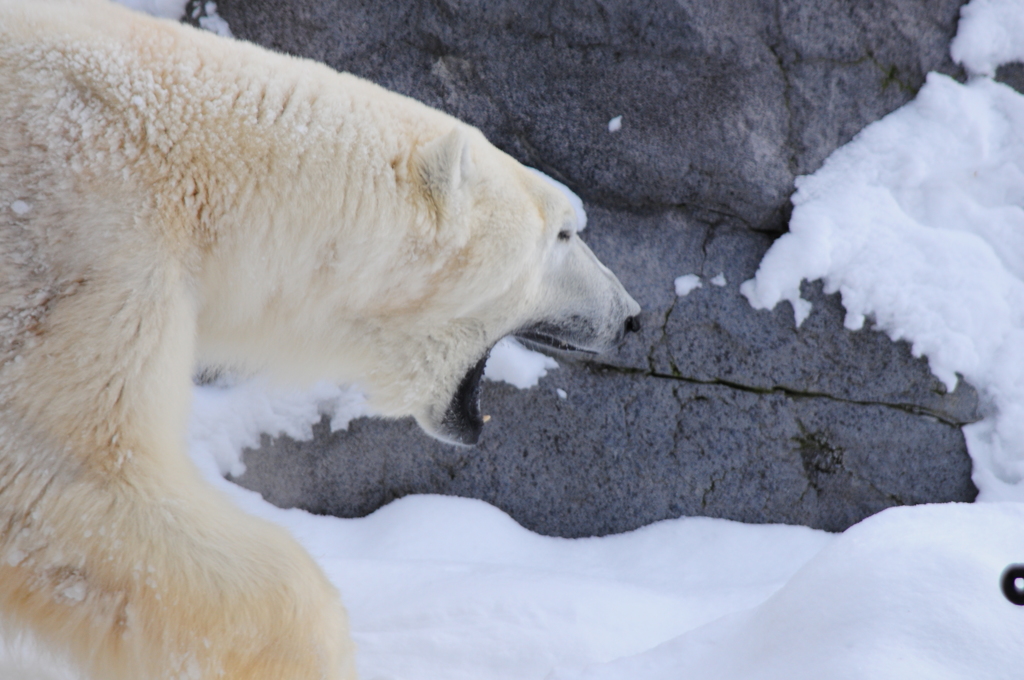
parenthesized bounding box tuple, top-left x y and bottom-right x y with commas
(194, 0, 980, 536)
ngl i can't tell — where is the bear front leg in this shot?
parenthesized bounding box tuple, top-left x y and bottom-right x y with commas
(0, 454, 358, 680)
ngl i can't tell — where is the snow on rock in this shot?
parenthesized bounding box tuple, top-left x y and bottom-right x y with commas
(951, 0, 1024, 78)
(674, 274, 702, 296)
(741, 71, 1024, 344)
(111, 0, 188, 19)
(484, 337, 558, 389)
(192, 1, 233, 38)
(188, 377, 368, 477)
(608, 116, 623, 133)
(740, 70, 1024, 500)
(554, 502, 1024, 680)
(113, 0, 232, 36)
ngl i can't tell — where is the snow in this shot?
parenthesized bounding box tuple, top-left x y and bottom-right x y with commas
(740, 32, 1024, 502)
(113, 1, 231, 36)
(188, 433, 840, 680)
(674, 274, 702, 296)
(10, 391, 1002, 680)
(483, 337, 559, 389)
(608, 116, 623, 133)
(193, 1, 232, 38)
(112, 0, 188, 19)
(6, 0, 1024, 678)
(709, 273, 727, 287)
(553, 503, 1024, 680)
(189, 377, 368, 477)
(950, 0, 1024, 77)
(9, 200, 30, 216)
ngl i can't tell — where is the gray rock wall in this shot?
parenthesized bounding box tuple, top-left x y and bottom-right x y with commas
(197, 0, 981, 536)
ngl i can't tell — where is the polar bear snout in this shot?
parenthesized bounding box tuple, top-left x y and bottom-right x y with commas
(528, 244, 643, 356)
(516, 302, 640, 356)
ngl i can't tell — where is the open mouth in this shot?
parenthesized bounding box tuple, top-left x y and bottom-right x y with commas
(438, 353, 488, 446)
(437, 325, 598, 446)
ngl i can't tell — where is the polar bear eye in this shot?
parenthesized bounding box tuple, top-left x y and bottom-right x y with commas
(557, 229, 572, 242)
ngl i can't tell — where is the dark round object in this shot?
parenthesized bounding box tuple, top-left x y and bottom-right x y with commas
(625, 315, 642, 334)
(1001, 565, 1024, 605)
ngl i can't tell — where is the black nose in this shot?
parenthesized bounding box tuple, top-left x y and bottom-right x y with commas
(625, 315, 641, 333)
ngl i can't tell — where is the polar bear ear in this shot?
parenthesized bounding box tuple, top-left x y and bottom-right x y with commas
(414, 127, 474, 212)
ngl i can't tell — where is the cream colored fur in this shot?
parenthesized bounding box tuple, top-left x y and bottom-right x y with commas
(0, 0, 639, 678)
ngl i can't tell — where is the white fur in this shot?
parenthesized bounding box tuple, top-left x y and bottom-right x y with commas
(0, 1, 639, 678)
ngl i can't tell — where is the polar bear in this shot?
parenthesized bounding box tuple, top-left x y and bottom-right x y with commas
(0, 0, 641, 678)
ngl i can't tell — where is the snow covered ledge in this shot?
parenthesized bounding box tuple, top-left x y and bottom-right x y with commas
(741, 0, 1024, 501)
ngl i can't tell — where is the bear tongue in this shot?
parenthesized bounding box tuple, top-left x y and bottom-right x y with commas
(439, 355, 487, 446)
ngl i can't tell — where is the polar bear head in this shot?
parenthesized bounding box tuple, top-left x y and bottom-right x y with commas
(197, 121, 640, 446)
(391, 127, 642, 444)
